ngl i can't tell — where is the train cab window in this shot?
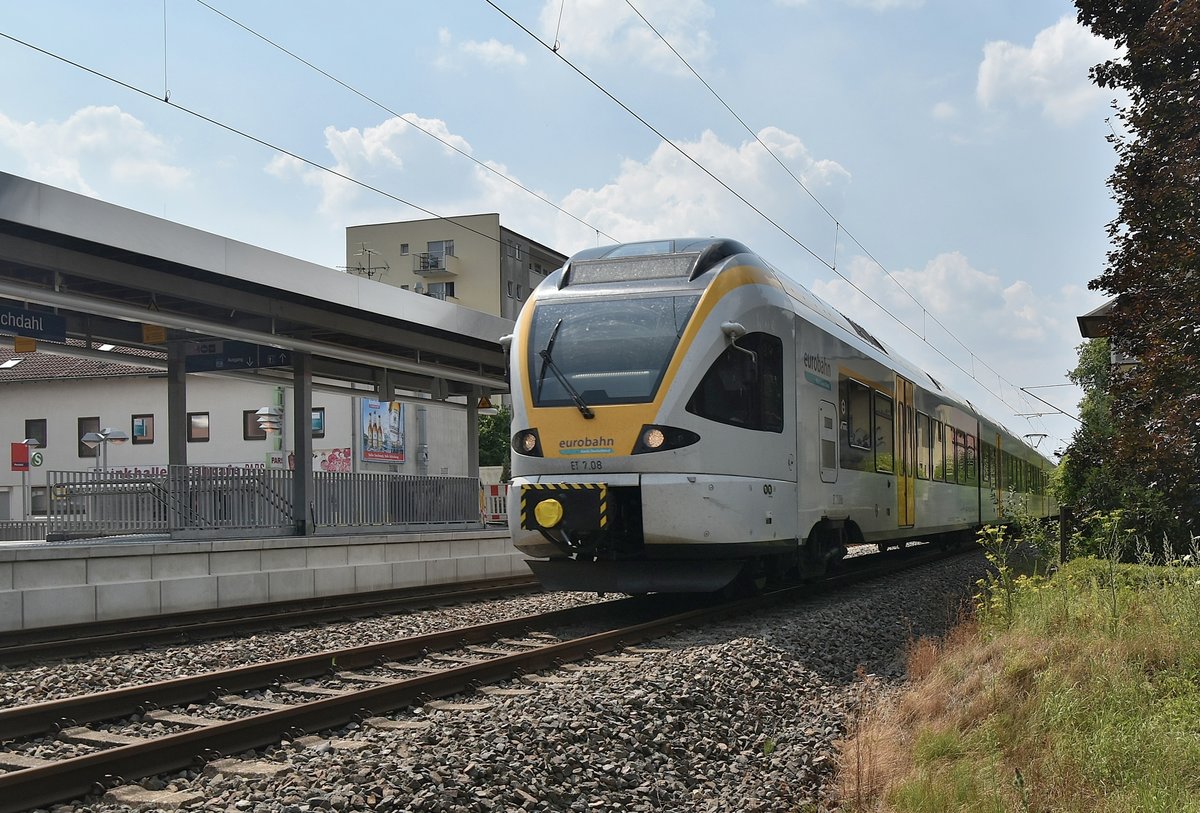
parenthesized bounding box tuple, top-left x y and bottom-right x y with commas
(915, 412, 931, 480)
(874, 392, 894, 473)
(686, 332, 783, 432)
(932, 420, 945, 481)
(529, 294, 700, 406)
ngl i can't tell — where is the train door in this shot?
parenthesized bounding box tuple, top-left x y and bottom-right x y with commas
(818, 400, 838, 483)
(897, 376, 916, 528)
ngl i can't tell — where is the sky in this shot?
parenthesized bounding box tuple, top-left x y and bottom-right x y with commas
(0, 0, 1123, 456)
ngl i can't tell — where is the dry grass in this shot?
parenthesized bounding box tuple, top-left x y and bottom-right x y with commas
(833, 557, 1200, 813)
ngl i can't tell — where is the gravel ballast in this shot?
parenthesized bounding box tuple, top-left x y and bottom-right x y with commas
(2, 549, 991, 811)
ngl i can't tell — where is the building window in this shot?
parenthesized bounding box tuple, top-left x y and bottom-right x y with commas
(516, 285, 523, 300)
(311, 407, 326, 438)
(507, 281, 514, 298)
(428, 281, 455, 300)
(243, 410, 267, 441)
(188, 412, 210, 443)
(29, 486, 48, 517)
(131, 414, 155, 445)
(427, 239, 454, 260)
(400, 243, 409, 255)
(78, 416, 100, 458)
(24, 418, 47, 449)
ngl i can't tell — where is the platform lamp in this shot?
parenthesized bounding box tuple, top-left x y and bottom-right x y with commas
(80, 427, 129, 471)
(18, 437, 40, 521)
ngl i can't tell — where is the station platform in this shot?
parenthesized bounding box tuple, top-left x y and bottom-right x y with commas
(0, 529, 529, 631)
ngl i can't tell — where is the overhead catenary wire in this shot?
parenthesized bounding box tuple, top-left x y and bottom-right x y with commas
(624, 0, 1046, 419)
(0, 30, 537, 257)
(485, 0, 1058, 445)
(193, 0, 618, 245)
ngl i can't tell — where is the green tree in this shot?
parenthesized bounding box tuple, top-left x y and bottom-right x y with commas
(478, 404, 512, 480)
(1074, 0, 1200, 543)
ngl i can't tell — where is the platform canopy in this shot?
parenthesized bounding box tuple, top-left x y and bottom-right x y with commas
(0, 171, 512, 397)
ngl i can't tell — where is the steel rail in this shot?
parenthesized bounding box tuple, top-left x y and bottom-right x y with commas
(0, 576, 540, 665)
(0, 543, 973, 813)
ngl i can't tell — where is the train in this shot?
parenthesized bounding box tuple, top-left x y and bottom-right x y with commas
(503, 238, 1057, 593)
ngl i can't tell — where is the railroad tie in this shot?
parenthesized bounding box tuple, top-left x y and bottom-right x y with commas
(0, 751, 55, 771)
(103, 785, 205, 810)
(219, 695, 292, 710)
(281, 682, 350, 697)
(59, 726, 148, 746)
(142, 710, 217, 728)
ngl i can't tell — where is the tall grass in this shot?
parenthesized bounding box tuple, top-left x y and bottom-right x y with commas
(837, 530, 1200, 812)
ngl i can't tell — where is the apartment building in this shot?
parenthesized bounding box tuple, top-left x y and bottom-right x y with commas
(345, 214, 567, 320)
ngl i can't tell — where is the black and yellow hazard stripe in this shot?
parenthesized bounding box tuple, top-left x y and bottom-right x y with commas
(520, 483, 608, 531)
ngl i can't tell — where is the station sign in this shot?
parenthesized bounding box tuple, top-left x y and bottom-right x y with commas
(184, 340, 292, 373)
(0, 305, 66, 342)
(10, 443, 29, 472)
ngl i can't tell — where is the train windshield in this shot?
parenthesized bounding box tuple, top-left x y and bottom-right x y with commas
(529, 294, 700, 406)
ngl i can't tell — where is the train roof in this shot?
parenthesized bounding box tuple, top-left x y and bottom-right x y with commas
(557, 238, 1053, 465)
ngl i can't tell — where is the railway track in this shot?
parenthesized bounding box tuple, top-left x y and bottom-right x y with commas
(0, 575, 540, 666)
(0, 544, 961, 813)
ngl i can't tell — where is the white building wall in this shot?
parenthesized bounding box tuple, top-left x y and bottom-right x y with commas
(2, 374, 473, 520)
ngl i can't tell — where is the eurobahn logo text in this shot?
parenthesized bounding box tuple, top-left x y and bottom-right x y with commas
(559, 436, 615, 455)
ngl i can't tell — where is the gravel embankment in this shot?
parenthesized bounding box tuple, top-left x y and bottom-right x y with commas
(4, 550, 990, 812)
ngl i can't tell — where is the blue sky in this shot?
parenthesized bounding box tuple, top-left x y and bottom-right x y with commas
(0, 0, 1121, 454)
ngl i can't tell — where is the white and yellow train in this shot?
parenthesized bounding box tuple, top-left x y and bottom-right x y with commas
(505, 238, 1056, 593)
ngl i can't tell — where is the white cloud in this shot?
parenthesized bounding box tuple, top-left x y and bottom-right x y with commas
(808, 251, 1096, 438)
(461, 38, 528, 68)
(977, 15, 1121, 127)
(266, 114, 474, 216)
(931, 101, 957, 121)
(537, 0, 714, 74)
(547, 126, 849, 249)
(0, 105, 189, 195)
(436, 29, 527, 71)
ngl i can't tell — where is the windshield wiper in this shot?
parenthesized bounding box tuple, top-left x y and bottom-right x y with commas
(536, 319, 594, 419)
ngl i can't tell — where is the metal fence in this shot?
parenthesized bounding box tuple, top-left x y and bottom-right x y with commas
(44, 467, 483, 541)
(0, 520, 47, 541)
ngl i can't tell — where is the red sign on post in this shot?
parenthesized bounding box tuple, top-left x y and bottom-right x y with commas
(11, 442, 30, 472)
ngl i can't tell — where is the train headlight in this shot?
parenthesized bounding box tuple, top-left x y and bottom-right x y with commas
(512, 429, 544, 457)
(632, 425, 701, 454)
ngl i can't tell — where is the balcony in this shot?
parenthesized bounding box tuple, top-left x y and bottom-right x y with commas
(413, 252, 460, 277)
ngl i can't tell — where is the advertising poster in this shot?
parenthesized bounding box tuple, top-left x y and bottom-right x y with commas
(361, 399, 405, 463)
(266, 448, 352, 472)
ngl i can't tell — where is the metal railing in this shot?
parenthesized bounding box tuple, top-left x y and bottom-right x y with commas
(311, 471, 479, 529)
(44, 468, 484, 541)
(0, 520, 47, 542)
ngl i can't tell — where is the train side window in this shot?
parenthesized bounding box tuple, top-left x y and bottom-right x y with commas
(845, 380, 872, 449)
(964, 433, 977, 485)
(932, 420, 945, 481)
(953, 429, 967, 484)
(915, 412, 931, 480)
(874, 392, 894, 473)
(945, 426, 955, 484)
(685, 332, 783, 432)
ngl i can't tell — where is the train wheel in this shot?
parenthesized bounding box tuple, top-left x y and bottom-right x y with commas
(804, 524, 847, 580)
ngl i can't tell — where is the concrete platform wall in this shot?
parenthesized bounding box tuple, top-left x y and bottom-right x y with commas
(0, 530, 529, 631)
